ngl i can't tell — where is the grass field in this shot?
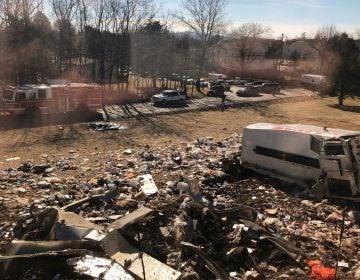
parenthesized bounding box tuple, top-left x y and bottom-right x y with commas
(1, 96, 359, 171)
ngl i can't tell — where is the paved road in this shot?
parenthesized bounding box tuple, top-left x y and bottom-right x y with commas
(103, 87, 316, 120)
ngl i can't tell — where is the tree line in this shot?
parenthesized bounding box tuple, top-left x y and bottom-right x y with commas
(0, 0, 358, 104)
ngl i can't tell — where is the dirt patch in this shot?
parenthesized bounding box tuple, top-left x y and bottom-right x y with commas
(1, 97, 359, 172)
(0, 97, 360, 279)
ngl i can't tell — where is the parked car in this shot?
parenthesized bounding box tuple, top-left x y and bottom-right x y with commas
(180, 77, 195, 85)
(151, 90, 186, 105)
(245, 80, 268, 86)
(254, 82, 280, 94)
(207, 84, 227, 97)
(211, 80, 231, 91)
(232, 78, 247, 85)
(186, 79, 195, 85)
(199, 79, 209, 87)
(236, 86, 258, 96)
(171, 73, 181, 81)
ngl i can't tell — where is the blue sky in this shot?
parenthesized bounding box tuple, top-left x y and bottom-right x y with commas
(162, 0, 360, 38)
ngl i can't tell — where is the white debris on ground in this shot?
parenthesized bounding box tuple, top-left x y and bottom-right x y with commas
(0, 133, 359, 279)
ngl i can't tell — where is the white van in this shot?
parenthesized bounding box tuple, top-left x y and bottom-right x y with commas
(208, 73, 227, 82)
(301, 74, 328, 90)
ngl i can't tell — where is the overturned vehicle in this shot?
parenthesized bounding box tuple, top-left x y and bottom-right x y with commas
(241, 123, 360, 199)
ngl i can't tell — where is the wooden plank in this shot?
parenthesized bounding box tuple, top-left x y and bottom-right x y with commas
(109, 207, 153, 230)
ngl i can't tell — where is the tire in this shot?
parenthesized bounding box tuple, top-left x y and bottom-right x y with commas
(178, 99, 186, 106)
(160, 100, 166, 106)
(75, 104, 90, 122)
(76, 103, 89, 112)
(25, 107, 41, 119)
(24, 107, 41, 125)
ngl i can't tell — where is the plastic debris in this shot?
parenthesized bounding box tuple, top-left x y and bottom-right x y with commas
(308, 260, 336, 280)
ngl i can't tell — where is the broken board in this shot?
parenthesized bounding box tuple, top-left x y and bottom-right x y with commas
(109, 207, 153, 231)
(102, 230, 180, 280)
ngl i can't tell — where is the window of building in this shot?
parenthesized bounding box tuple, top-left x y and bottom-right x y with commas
(38, 89, 47, 99)
(29, 92, 36, 100)
(16, 92, 26, 101)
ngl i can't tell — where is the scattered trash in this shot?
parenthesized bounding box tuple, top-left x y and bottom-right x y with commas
(137, 174, 158, 195)
(87, 122, 127, 131)
(109, 206, 153, 230)
(181, 242, 229, 280)
(123, 149, 133, 155)
(68, 255, 134, 280)
(308, 260, 336, 280)
(5, 157, 20, 161)
(102, 231, 181, 280)
(0, 133, 359, 279)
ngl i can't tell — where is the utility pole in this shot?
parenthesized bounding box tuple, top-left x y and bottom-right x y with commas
(279, 33, 284, 71)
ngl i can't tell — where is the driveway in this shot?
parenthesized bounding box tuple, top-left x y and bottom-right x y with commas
(103, 87, 316, 119)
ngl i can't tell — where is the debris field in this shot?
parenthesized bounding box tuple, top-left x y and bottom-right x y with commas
(0, 131, 359, 279)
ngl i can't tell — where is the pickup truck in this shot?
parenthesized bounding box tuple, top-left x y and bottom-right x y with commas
(151, 90, 186, 106)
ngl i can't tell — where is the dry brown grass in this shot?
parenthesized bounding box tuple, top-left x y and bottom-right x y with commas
(0, 97, 359, 171)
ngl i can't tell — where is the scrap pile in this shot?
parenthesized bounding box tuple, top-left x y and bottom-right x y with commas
(0, 134, 359, 279)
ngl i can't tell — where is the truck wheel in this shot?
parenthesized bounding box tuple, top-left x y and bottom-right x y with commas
(75, 104, 90, 121)
(160, 100, 166, 106)
(76, 104, 89, 112)
(24, 107, 42, 126)
(25, 107, 41, 122)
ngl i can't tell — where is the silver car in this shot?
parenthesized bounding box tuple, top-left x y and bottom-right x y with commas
(236, 86, 257, 96)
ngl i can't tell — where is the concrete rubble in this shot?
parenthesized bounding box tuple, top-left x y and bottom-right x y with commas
(0, 133, 359, 279)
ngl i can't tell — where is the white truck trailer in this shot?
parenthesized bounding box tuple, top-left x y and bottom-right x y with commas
(301, 74, 328, 91)
(241, 123, 360, 199)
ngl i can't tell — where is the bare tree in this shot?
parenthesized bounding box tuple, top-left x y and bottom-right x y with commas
(106, 0, 156, 88)
(70, 0, 156, 87)
(107, 0, 155, 35)
(73, 0, 91, 78)
(132, 20, 175, 88)
(311, 25, 337, 74)
(0, 0, 46, 84)
(50, 0, 77, 76)
(174, 0, 228, 73)
(0, 0, 43, 26)
(230, 22, 270, 75)
(355, 28, 360, 40)
(51, 0, 77, 20)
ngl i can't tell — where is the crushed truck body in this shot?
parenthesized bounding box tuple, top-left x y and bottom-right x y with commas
(241, 123, 360, 198)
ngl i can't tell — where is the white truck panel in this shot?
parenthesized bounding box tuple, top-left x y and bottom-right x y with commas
(241, 123, 360, 197)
